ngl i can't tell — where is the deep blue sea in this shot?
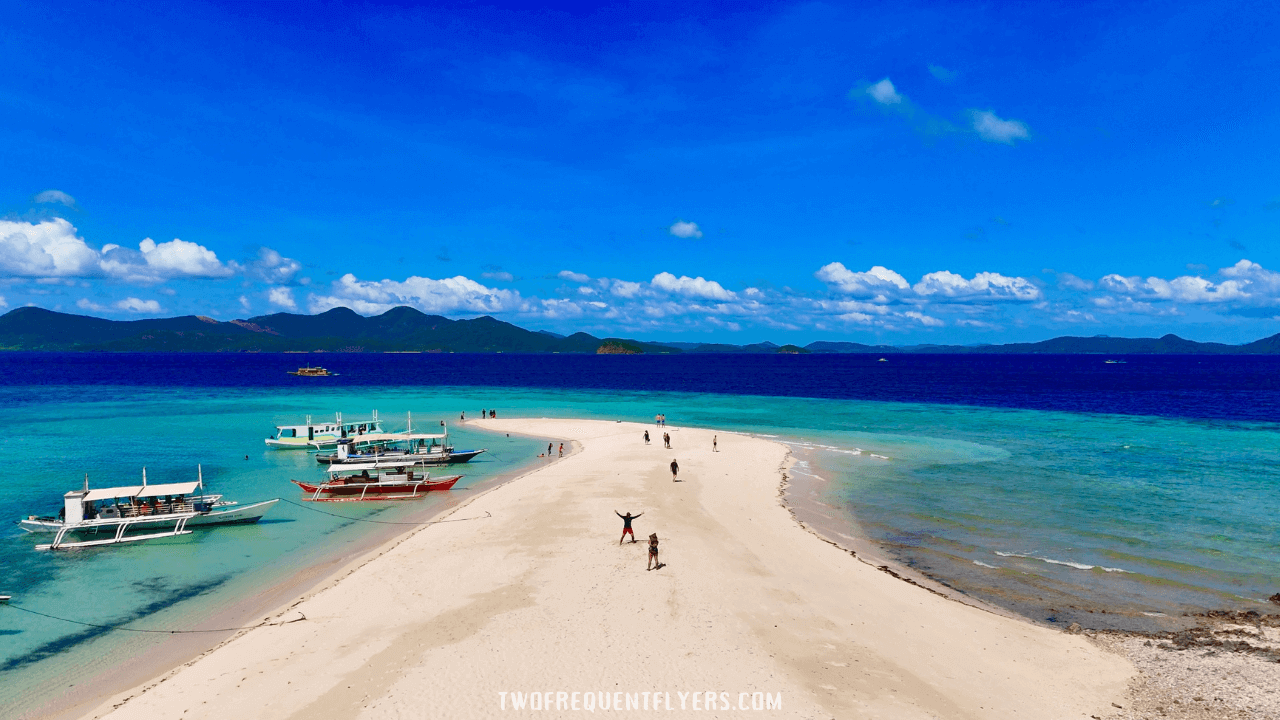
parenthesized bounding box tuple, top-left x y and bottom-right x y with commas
(1, 352, 1278, 716)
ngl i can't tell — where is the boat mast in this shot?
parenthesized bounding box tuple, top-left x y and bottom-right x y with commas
(142, 467, 147, 487)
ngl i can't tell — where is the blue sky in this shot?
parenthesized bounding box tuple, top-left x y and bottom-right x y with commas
(3, 1, 1279, 344)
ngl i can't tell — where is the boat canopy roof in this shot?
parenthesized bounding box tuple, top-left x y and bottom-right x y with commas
(318, 432, 447, 446)
(80, 481, 201, 502)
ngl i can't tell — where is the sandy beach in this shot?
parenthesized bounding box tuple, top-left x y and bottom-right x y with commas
(79, 418, 1133, 719)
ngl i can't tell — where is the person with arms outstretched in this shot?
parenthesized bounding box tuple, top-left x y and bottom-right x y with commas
(616, 510, 642, 543)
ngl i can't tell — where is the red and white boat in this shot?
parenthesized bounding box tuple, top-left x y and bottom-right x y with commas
(292, 460, 461, 501)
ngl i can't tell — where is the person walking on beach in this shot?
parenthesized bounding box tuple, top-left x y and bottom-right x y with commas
(647, 533, 661, 570)
(670, 459, 679, 481)
(460, 411, 465, 420)
(481, 408, 486, 420)
(616, 511, 642, 543)
(663, 432, 671, 449)
(713, 435, 717, 452)
(558, 442, 564, 457)
(644, 430, 650, 444)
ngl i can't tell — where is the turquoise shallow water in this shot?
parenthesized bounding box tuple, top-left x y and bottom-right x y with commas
(2, 384, 1278, 714)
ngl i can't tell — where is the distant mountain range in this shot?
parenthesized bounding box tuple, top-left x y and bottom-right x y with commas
(4, 306, 1280, 354)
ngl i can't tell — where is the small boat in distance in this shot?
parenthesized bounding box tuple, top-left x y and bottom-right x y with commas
(19, 467, 278, 550)
(288, 366, 336, 377)
(1104, 359, 1128, 364)
(293, 460, 461, 501)
(266, 411, 385, 449)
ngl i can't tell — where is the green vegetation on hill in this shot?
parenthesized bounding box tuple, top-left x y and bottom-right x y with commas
(5, 306, 1280, 354)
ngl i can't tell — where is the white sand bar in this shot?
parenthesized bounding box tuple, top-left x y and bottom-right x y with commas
(87, 419, 1132, 719)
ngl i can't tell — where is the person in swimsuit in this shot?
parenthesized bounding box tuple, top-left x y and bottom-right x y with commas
(644, 430, 650, 444)
(670, 459, 679, 481)
(548, 442, 553, 458)
(647, 533, 660, 570)
(663, 432, 670, 448)
(713, 435, 717, 452)
(616, 511, 642, 544)
(558, 443, 564, 457)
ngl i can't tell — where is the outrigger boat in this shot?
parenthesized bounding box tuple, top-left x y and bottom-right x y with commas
(19, 467, 278, 550)
(313, 416, 486, 466)
(292, 460, 462, 501)
(266, 411, 385, 449)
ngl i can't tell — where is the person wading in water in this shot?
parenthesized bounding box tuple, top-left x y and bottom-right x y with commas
(616, 511, 642, 544)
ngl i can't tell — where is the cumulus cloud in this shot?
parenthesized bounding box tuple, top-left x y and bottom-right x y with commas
(101, 238, 234, 283)
(1098, 272, 1247, 303)
(650, 272, 734, 301)
(115, 297, 161, 313)
(0, 219, 102, 277)
(239, 295, 251, 311)
(1057, 272, 1094, 291)
(308, 273, 521, 316)
(558, 270, 590, 283)
(34, 190, 77, 208)
(76, 298, 107, 312)
(970, 110, 1029, 144)
(904, 310, 943, 327)
(668, 221, 703, 239)
(609, 280, 643, 298)
(814, 263, 910, 298)
(247, 247, 302, 285)
(866, 78, 903, 105)
(268, 286, 297, 310)
(913, 270, 1042, 300)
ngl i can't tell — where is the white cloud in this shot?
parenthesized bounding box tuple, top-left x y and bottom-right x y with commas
(904, 310, 944, 327)
(913, 270, 1042, 300)
(76, 298, 107, 312)
(1057, 272, 1094, 291)
(308, 273, 521, 316)
(668, 221, 703, 239)
(1055, 310, 1098, 323)
(247, 247, 302, 285)
(609, 280, 643, 298)
(815, 263, 910, 298)
(268, 286, 297, 310)
(115, 297, 161, 313)
(927, 64, 957, 82)
(239, 295, 251, 311)
(650, 272, 734, 301)
(482, 270, 515, 282)
(0, 295, 6, 308)
(34, 189, 77, 207)
(1098, 271, 1247, 303)
(970, 110, 1029, 144)
(0, 219, 102, 277)
(558, 270, 590, 283)
(866, 78, 903, 105)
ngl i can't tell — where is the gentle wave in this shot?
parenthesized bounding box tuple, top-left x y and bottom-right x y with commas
(972, 560, 998, 568)
(994, 551, 1131, 573)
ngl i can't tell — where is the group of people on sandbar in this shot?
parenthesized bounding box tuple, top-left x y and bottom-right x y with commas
(616, 511, 661, 570)
(462, 409, 498, 420)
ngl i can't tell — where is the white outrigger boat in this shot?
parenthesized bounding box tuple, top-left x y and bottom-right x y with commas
(313, 416, 486, 466)
(19, 467, 279, 550)
(265, 411, 385, 449)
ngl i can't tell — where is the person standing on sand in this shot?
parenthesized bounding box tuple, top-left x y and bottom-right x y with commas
(616, 511, 642, 543)
(713, 435, 717, 452)
(670, 459, 679, 481)
(663, 432, 670, 449)
(644, 430, 650, 444)
(558, 443, 564, 457)
(647, 533, 660, 570)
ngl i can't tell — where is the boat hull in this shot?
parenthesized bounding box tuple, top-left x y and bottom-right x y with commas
(317, 449, 486, 465)
(292, 475, 460, 500)
(19, 499, 278, 534)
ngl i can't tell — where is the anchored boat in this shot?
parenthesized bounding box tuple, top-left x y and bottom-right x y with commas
(314, 416, 486, 466)
(19, 467, 278, 550)
(292, 460, 461, 501)
(266, 411, 385, 449)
